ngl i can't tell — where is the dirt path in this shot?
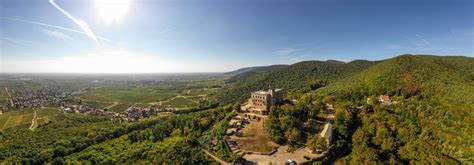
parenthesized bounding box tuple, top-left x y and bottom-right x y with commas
(104, 101, 119, 109)
(29, 109, 37, 131)
(5, 87, 13, 106)
(202, 149, 232, 165)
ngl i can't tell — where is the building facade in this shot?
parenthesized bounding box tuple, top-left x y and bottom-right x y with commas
(247, 88, 283, 115)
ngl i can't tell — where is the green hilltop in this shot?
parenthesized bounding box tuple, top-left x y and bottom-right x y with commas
(302, 55, 474, 163)
(217, 54, 474, 163)
(215, 59, 377, 103)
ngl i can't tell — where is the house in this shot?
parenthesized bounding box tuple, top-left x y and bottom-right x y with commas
(64, 107, 72, 113)
(246, 88, 283, 115)
(377, 95, 391, 104)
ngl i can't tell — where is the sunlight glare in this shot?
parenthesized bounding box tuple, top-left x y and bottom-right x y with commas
(95, 0, 131, 25)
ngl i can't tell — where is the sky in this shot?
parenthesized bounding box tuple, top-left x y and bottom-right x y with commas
(0, 0, 473, 73)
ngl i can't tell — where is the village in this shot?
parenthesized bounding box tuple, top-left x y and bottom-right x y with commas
(62, 104, 176, 122)
(4, 87, 78, 110)
(2, 86, 183, 122)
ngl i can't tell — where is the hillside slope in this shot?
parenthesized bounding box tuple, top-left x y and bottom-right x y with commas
(214, 60, 378, 103)
(224, 65, 287, 76)
(306, 55, 474, 163)
(224, 65, 288, 83)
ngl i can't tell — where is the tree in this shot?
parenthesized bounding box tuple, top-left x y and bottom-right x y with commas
(334, 108, 352, 137)
(284, 128, 301, 146)
(306, 134, 328, 152)
(233, 102, 241, 111)
(266, 107, 283, 143)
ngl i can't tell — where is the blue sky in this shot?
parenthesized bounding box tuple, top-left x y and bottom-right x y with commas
(1, 0, 473, 73)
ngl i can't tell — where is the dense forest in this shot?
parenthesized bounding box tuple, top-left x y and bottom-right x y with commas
(214, 59, 378, 103)
(0, 107, 237, 164)
(297, 55, 473, 163)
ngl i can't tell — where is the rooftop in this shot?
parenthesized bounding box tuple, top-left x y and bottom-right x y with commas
(252, 88, 283, 95)
(254, 90, 268, 95)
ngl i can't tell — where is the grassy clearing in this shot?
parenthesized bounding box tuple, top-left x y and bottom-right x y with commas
(231, 119, 279, 153)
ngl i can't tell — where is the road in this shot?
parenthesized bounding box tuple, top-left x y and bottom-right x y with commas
(202, 149, 232, 165)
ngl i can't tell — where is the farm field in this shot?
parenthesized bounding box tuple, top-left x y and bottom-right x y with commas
(36, 107, 63, 125)
(109, 102, 135, 112)
(0, 107, 62, 132)
(162, 97, 199, 108)
(74, 79, 223, 111)
(0, 87, 12, 107)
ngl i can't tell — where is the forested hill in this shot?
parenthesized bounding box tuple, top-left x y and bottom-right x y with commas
(316, 55, 474, 107)
(223, 65, 288, 83)
(301, 55, 474, 163)
(214, 54, 473, 163)
(224, 65, 288, 76)
(214, 59, 378, 103)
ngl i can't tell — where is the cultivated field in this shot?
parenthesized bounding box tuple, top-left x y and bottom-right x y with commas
(74, 79, 223, 111)
(0, 107, 62, 132)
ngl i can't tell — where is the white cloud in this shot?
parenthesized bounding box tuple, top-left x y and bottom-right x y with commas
(41, 29, 72, 40)
(274, 48, 298, 55)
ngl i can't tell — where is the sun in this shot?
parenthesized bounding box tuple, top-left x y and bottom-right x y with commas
(94, 0, 131, 25)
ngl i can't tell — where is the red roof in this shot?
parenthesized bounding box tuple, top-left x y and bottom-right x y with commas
(379, 95, 390, 100)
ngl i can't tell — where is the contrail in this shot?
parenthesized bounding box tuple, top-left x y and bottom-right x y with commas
(0, 37, 32, 47)
(1, 17, 111, 42)
(48, 0, 98, 42)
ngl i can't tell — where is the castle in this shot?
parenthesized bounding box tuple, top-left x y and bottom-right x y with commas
(244, 88, 283, 115)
